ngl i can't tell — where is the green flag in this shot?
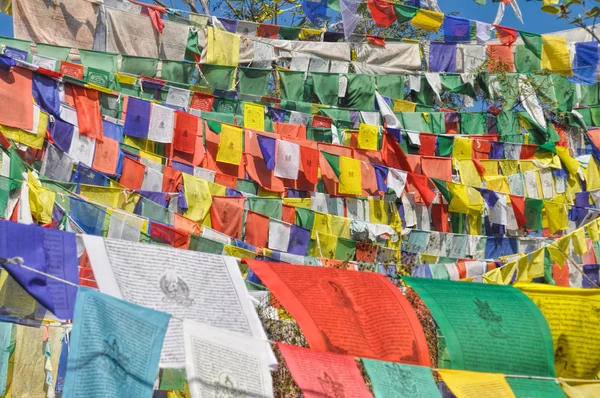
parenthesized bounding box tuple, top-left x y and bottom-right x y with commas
(519, 31, 542, 59)
(343, 74, 376, 111)
(201, 64, 235, 90)
(120, 55, 159, 78)
(393, 4, 418, 24)
(36, 42, 71, 61)
(432, 178, 453, 203)
(311, 72, 340, 106)
(506, 378, 567, 398)
(376, 74, 405, 99)
(161, 60, 196, 84)
(321, 151, 341, 179)
(248, 197, 282, 219)
(515, 45, 541, 73)
(362, 359, 442, 398)
(524, 198, 544, 231)
(402, 277, 556, 376)
(79, 49, 118, 72)
(239, 67, 271, 96)
(278, 69, 305, 101)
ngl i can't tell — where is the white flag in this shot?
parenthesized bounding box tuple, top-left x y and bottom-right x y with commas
(274, 140, 300, 180)
(148, 104, 175, 143)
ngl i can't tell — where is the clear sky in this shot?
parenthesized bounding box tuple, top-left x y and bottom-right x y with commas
(0, 0, 584, 39)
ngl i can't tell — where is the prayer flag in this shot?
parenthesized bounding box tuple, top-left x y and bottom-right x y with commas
(257, 134, 277, 170)
(412, 9, 443, 32)
(120, 156, 145, 190)
(438, 370, 515, 398)
(244, 130, 285, 192)
(541, 35, 572, 76)
(278, 343, 373, 398)
(403, 277, 556, 376)
(246, 260, 431, 364)
(367, 0, 396, 27)
(358, 123, 378, 150)
(429, 42, 457, 73)
(0, 67, 32, 131)
(338, 156, 362, 195)
(182, 173, 212, 222)
(245, 211, 269, 248)
(444, 15, 471, 42)
(173, 110, 198, 154)
(124, 97, 151, 138)
(206, 27, 240, 67)
(210, 197, 245, 240)
(216, 124, 243, 165)
(148, 104, 175, 143)
(570, 41, 598, 85)
(92, 136, 119, 175)
(275, 139, 300, 180)
(494, 25, 518, 45)
(488, 44, 515, 73)
(303, 0, 328, 27)
(62, 287, 170, 397)
(244, 102, 265, 131)
(363, 359, 441, 398)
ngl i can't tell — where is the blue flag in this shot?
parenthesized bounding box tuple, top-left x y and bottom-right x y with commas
(63, 287, 170, 397)
(0, 220, 79, 319)
(257, 134, 276, 170)
(570, 41, 599, 85)
(444, 15, 471, 43)
(303, 0, 328, 28)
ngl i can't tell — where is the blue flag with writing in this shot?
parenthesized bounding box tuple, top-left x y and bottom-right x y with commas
(63, 287, 170, 397)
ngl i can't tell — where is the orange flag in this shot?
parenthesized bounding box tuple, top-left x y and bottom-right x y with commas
(92, 136, 119, 175)
(209, 196, 245, 240)
(0, 67, 33, 130)
(408, 173, 437, 207)
(245, 210, 269, 248)
(73, 86, 103, 140)
(162, 165, 182, 192)
(273, 121, 307, 140)
(245, 260, 431, 364)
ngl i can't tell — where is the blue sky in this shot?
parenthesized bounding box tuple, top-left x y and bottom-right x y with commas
(0, 0, 583, 38)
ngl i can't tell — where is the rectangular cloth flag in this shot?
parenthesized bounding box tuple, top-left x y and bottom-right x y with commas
(541, 35, 572, 76)
(62, 287, 170, 397)
(148, 103, 175, 143)
(358, 123, 378, 150)
(570, 41, 599, 85)
(244, 102, 265, 131)
(216, 124, 243, 165)
(338, 156, 362, 195)
(183, 320, 274, 398)
(278, 343, 372, 398)
(403, 277, 556, 376)
(444, 15, 471, 42)
(245, 260, 430, 364)
(412, 8, 444, 32)
(517, 283, 600, 379)
(124, 97, 151, 138)
(0, 68, 32, 130)
(82, 236, 274, 367)
(362, 359, 441, 398)
(438, 369, 515, 398)
(274, 139, 300, 180)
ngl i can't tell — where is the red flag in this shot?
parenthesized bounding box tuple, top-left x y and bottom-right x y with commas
(493, 25, 518, 45)
(367, 0, 396, 27)
(256, 24, 280, 39)
(488, 44, 515, 73)
(282, 204, 296, 224)
(381, 129, 413, 173)
(190, 92, 214, 111)
(431, 203, 450, 232)
(173, 110, 198, 154)
(366, 35, 386, 46)
(509, 194, 527, 229)
(277, 343, 373, 398)
(162, 165, 182, 192)
(245, 260, 431, 364)
(408, 173, 436, 207)
(520, 144, 537, 160)
(120, 156, 145, 190)
(418, 133, 436, 156)
(150, 222, 189, 249)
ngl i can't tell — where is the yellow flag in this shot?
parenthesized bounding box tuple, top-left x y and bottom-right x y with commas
(80, 185, 122, 208)
(310, 231, 338, 259)
(412, 9, 444, 32)
(139, 149, 162, 165)
(299, 28, 322, 39)
(529, 248, 545, 279)
(556, 146, 580, 176)
(357, 123, 378, 150)
(588, 219, 600, 242)
(331, 215, 351, 239)
(517, 283, 600, 379)
(586, 157, 600, 190)
(541, 35, 573, 76)
(216, 124, 243, 165)
(515, 255, 531, 283)
(312, 212, 332, 235)
(560, 380, 600, 398)
(283, 198, 311, 209)
(458, 160, 481, 188)
(27, 171, 55, 224)
(243, 103, 265, 132)
(547, 235, 570, 267)
(115, 73, 137, 85)
(338, 156, 362, 195)
(369, 199, 389, 224)
(544, 201, 569, 234)
(2, 109, 48, 150)
(453, 136, 473, 159)
(206, 27, 240, 66)
(448, 182, 470, 214)
(182, 173, 212, 222)
(208, 181, 227, 196)
(484, 175, 510, 193)
(500, 160, 519, 176)
(224, 244, 256, 259)
(393, 99, 416, 112)
(572, 227, 588, 255)
(438, 369, 515, 398)
(479, 160, 499, 176)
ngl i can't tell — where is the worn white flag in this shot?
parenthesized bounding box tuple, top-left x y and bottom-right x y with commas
(274, 140, 300, 180)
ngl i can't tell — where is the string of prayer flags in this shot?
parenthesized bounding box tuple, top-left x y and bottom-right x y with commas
(403, 277, 556, 376)
(277, 343, 373, 398)
(245, 260, 431, 364)
(62, 287, 170, 397)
